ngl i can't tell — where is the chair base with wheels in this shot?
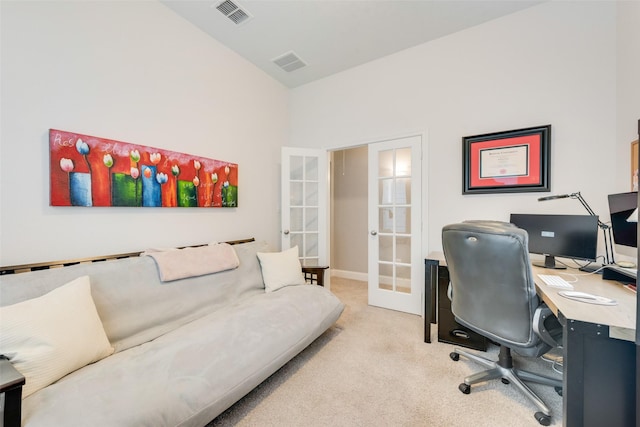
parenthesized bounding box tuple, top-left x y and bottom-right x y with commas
(450, 345, 562, 426)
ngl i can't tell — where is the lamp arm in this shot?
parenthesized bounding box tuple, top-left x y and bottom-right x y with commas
(570, 192, 614, 264)
(571, 192, 596, 216)
(571, 192, 608, 229)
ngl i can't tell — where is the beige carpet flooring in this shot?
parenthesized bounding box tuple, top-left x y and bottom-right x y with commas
(209, 277, 563, 426)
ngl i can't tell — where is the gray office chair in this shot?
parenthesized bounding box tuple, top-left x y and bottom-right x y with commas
(442, 221, 562, 426)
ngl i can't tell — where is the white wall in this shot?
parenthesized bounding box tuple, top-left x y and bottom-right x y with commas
(617, 1, 640, 152)
(0, 1, 288, 265)
(290, 1, 621, 260)
(614, 0, 640, 260)
(2, 1, 636, 267)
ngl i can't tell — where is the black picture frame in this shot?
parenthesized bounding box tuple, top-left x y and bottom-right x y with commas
(463, 124, 551, 195)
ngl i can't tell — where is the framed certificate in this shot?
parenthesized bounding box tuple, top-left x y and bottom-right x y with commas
(463, 125, 551, 194)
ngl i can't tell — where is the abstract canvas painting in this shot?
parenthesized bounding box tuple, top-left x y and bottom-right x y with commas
(50, 129, 238, 207)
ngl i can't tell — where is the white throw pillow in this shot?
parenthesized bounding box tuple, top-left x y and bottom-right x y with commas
(257, 246, 306, 292)
(0, 275, 114, 398)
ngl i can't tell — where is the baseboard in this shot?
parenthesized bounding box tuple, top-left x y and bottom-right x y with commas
(331, 269, 368, 282)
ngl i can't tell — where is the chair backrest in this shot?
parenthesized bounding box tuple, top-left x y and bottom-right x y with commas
(442, 221, 542, 350)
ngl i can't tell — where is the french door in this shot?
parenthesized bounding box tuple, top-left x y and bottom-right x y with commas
(280, 148, 328, 269)
(368, 136, 422, 314)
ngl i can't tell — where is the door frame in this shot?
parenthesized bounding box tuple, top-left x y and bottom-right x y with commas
(325, 131, 428, 316)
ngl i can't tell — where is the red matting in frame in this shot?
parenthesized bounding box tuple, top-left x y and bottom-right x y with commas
(469, 134, 542, 189)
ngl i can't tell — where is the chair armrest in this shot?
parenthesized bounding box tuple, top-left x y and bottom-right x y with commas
(1, 356, 25, 427)
(533, 304, 563, 349)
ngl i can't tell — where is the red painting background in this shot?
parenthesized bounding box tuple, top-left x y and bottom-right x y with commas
(50, 129, 238, 207)
(469, 134, 541, 188)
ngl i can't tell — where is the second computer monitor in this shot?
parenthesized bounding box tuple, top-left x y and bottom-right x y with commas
(608, 191, 637, 248)
(510, 213, 599, 269)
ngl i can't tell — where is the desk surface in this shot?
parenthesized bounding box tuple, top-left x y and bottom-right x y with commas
(532, 266, 636, 340)
(426, 251, 637, 340)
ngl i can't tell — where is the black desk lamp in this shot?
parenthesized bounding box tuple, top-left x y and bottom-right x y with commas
(538, 192, 615, 265)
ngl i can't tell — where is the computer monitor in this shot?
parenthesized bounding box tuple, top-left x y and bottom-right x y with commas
(509, 213, 599, 269)
(607, 191, 637, 248)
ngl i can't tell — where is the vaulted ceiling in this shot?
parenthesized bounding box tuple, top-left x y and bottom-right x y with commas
(161, 0, 546, 88)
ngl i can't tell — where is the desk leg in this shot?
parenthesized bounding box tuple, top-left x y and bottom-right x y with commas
(424, 259, 439, 343)
(562, 316, 636, 427)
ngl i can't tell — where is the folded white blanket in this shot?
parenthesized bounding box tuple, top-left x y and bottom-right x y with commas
(143, 243, 240, 282)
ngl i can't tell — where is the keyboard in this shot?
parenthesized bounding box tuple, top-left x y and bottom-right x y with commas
(537, 274, 574, 290)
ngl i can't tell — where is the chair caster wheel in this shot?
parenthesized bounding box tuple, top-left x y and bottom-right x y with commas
(450, 352, 460, 361)
(458, 383, 470, 394)
(534, 412, 551, 426)
(554, 386, 563, 396)
(501, 378, 510, 385)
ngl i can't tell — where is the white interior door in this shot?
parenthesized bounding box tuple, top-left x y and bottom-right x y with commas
(281, 147, 328, 269)
(368, 136, 422, 314)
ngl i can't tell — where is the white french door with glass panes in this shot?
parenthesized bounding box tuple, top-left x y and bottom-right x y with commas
(281, 148, 328, 270)
(368, 136, 422, 314)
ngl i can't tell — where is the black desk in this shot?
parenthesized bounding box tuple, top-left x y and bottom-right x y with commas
(424, 253, 637, 427)
(532, 265, 636, 427)
(424, 258, 487, 351)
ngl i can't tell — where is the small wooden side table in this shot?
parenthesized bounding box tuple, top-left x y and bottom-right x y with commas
(0, 356, 25, 427)
(302, 266, 329, 286)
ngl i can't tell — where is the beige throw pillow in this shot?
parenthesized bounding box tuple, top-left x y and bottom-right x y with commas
(257, 246, 306, 292)
(0, 275, 114, 398)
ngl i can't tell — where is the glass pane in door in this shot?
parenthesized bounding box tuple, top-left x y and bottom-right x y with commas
(396, 265, 411, 294)
(290, 181, 303, 206)
(378, 150, 394, 177)
(305, 207, 318, 231)
(395, 148, 412, 176)
(396, 207, 411, 234)
(376, 148, 412, 292)
(396, 236, 411, 264)
(305, 157, 318, 180)
(305, 182, 318, 205)
(378, 263, 393, 291)
(379, 235, 394, 262)
(289, 154, 320, 266)
(290, 156, 303, 180)
(290, 207, 303, 232)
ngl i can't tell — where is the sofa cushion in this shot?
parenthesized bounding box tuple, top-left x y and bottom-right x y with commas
(0, 275, 114, 397)
(0, 240, 270, 353)
(257, 246, 306, 292)
(19, 284, 344, 427)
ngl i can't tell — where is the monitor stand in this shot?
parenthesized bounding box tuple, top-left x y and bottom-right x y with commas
(533, 255, 566, 270)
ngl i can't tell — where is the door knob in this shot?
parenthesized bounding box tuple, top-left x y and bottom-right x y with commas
(370, 230, 377, 236)
(283, 230, 290, 235)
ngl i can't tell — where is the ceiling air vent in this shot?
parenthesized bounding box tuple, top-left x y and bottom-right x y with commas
(215, 0, 252, 25)
(272, 51, 307, 73)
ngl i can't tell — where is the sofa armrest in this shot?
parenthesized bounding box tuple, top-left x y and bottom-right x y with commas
(1, 356, 25, 427)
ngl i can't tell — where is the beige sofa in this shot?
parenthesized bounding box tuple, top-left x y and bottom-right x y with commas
(0, 240, 344, 427)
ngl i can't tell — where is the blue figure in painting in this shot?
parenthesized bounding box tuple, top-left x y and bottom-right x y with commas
(141, 165, 161, 207)
(69, 172, 92, 206)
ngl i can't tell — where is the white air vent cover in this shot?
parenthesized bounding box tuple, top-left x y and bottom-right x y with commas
(272, 51, 307, 73)
(215, 0, 252, 25)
